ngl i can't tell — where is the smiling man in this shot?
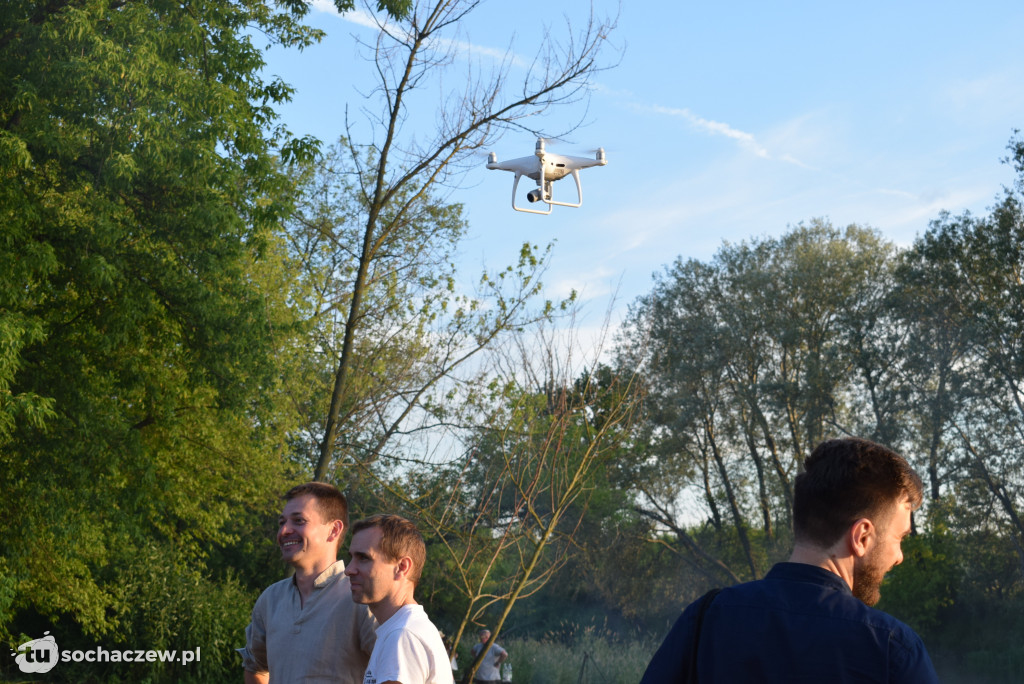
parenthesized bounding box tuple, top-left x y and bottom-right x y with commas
(346, 514, 453, 684)
(238, 482, 376, 683)
(641, 438, 940, 683)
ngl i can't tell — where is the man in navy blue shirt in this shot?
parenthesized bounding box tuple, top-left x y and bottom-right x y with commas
(641, 438, 939, 683)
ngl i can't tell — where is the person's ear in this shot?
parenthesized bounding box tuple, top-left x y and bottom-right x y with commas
(327, 519, 344, 543)
(395, 556, 413, 579)
(849, 517, 875, 558)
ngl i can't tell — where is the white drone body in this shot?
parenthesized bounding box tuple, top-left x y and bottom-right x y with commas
(486, 138, 607, 214)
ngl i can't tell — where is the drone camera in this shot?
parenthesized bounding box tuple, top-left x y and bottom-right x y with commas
(526, 188, 544, 203)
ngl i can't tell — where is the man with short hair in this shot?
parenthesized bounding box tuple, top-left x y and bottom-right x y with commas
(641, 437, 940, 683)
(346, 513, 454, 684)
(238, 482, 376, 683)
(470, 629, 508, 684)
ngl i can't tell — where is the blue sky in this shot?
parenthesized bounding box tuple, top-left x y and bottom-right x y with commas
(263, 1, 1024, 348)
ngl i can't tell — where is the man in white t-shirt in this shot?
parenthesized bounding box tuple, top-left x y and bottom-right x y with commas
(470, 629, 507, 684)
(346, 514, 454, 684)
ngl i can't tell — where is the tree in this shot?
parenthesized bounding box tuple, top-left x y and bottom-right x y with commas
(310, 0, 619, 480)
(284, 142, 561, 489)
(0, 0, 357, 670)
(618, 221, 900, 586)
(901, 137, 1024, 575)
(891, 218, 976, 502)
(355, 317, 643, 682)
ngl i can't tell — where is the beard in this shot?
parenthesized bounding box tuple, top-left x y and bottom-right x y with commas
(852, 548, 890, 606)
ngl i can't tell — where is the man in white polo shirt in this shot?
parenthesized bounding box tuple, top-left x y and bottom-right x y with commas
(346, 514, 453, 684)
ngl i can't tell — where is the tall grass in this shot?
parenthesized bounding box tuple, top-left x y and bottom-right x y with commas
(497, 626, 1024, 684)
(503, 626, 656, 684)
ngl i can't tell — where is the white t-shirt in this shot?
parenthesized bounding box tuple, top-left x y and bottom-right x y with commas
(471, 641, 508, 681)
(364, 604, 454, 684)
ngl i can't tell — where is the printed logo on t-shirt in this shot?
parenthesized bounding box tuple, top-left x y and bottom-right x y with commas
(363, 667, 376, 684)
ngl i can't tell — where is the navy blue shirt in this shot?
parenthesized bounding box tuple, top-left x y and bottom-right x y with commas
(641, 562, 939, 683)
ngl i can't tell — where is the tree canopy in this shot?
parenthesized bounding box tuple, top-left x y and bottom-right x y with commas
(0, 0, 322, 668)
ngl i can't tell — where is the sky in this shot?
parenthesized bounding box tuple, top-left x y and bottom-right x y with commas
(261, 0, 1024, 356)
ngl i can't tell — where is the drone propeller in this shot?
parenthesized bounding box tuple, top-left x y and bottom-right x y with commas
(535, 137, 608, 159)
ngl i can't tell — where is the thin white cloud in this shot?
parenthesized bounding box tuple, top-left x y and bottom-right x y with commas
(309, 1, 528, 67)
(340, 9, 382, 30)
(594, 84, 808, 166)
(870, 186, 992, 234)
(309, 0, 379, 28)
(875, 188, 918, 200)
(779, 153, 814, 170)
(649, 104, 770, 158)
(943, 70, 1024, 123)
(550, 266, 617, 303)
(436, 36, 528, 68)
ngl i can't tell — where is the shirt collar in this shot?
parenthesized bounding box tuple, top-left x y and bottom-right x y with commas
(766, 561, 852, 594)
(291, 559, 347, 592)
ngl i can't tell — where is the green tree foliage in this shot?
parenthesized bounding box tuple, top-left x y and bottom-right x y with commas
(282, 139, 467, 468)
(341, 318, 643, 681)
(618, 221, 896, 584)
(0, 0, 333, 673)
(446, 362, 641, 683)
(890, 224, 974, 501)
(876, 513, 959, 637)
(284, 142, 568, 492)
(884, 135, 1024, 580)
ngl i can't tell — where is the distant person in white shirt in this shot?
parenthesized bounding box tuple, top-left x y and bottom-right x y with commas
(346, 514, 454, 684)
(471, 629, 508, 684)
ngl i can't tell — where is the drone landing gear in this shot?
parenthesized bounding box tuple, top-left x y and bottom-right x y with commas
(510, 169, 583, 215)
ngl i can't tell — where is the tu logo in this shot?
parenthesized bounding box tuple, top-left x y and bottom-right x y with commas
(12, 631, 59, 674)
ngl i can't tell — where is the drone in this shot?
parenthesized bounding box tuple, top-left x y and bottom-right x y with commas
(486, 138, 607, 214)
